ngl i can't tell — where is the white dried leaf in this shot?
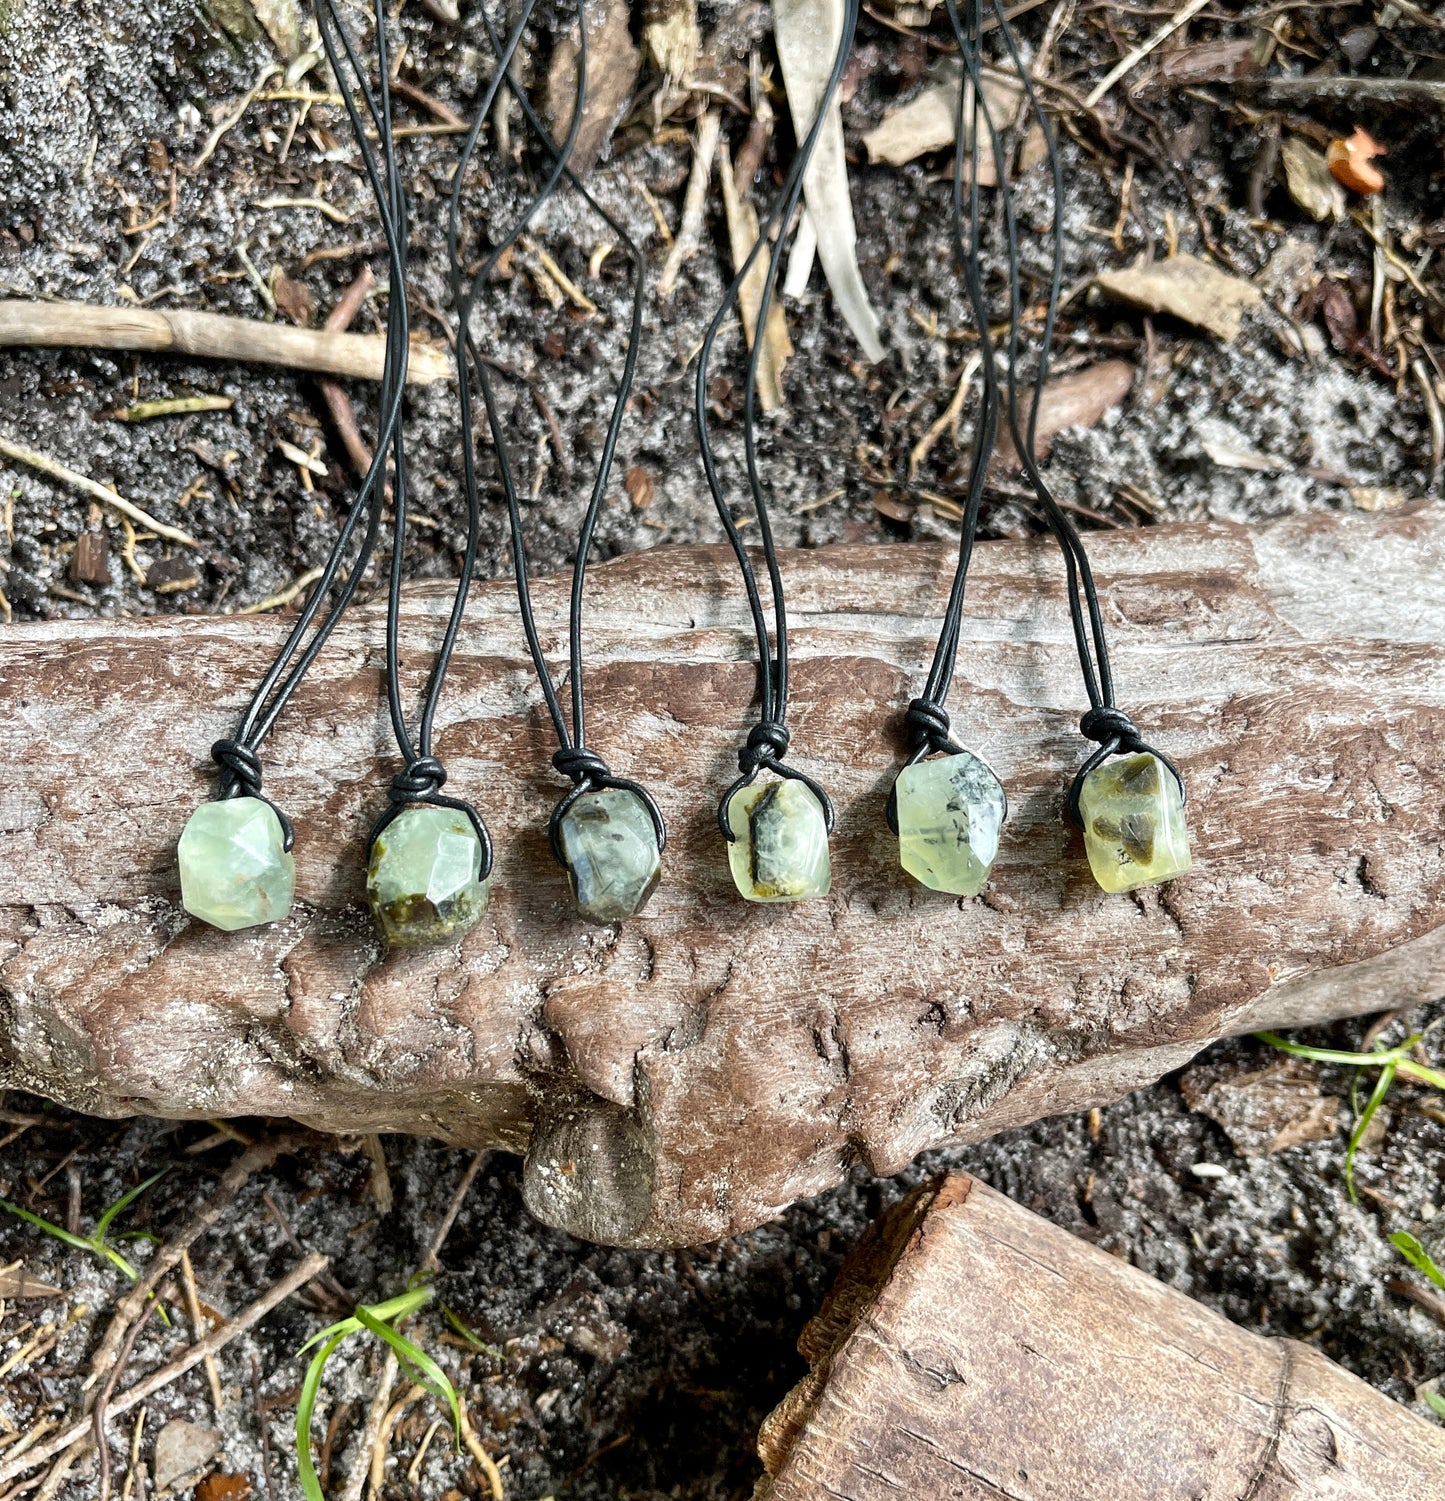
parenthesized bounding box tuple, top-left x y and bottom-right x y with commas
(861, 61, 1021, 172)
(772, 0, 885, 363)
(1280, 136, 1346, 223)
(249, 0, 304, 59)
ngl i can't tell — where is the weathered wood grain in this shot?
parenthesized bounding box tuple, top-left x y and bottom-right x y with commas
(2, 508, 1444, 1248)
(757, 1173, 1445, 1499)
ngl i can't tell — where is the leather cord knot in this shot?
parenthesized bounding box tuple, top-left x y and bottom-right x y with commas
(738, 721, 790, 777)
(211, 739, 263, 800)
(389, 755, 447, 802)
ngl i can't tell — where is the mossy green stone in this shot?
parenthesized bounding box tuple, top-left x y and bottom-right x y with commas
(895, 750, 1006, 896)
(178, 796, 295, 932)
(726, 778, 831, 902)
(558, 788, 662, 924)
(366, 806, 489, 947)
(1078, 751, 1192, 893)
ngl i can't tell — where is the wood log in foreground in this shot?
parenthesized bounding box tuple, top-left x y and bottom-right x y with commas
(756, 1174, 1445, 1500)
(0, 300, 452, 384)
(2, 509, 1444, 1248)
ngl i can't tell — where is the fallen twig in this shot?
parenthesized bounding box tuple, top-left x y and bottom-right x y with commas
(231, 565, 325, 617)
(0, 1254, 328, 1486)
(0, 301, 450, 385)
(84, 1136, 309, 1400)
(95, 1289, 164, 1501)
(1084, 0, 1210, 108)
(657, 111, 720, 299)
(0, 436, 200, 548)
(317, 268, 378, 477)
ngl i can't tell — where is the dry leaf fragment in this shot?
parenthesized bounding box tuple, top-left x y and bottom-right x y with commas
(719, 139, 793, 412)
(643, 0, 700, 81)
(0, 1262, 64, 1300)
(773, 0, 885, 363)
(1350, 485, 1410, 511)
(1279, 136, 1346, 223)
(545, 0, 641, 175)
(1327, 126, 1386, 195)
(249, 0, 303, 58)
(993, 360, 1135, 470)
(624, 465, 656, 510)
(1092, 253, 1263, 342)
(861, 61, 1021, 172)
(1180, 1060, 1340, 1157)
(195, 1477, 253, 1501)
(152, 1420, 223, 1492)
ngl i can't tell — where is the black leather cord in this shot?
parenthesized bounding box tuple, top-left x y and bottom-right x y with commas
(447, 0, 665, 869)
(696, 0, 861, 842)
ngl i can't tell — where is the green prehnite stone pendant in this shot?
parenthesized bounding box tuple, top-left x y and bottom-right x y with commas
(1078, 751, 1192, 893)
(895, 750, 1006, 897)
(726, 778, 831, 902)
(178, 797, 296, 932)
(366, 806, 489, 947)
(557, 788, 662, 924)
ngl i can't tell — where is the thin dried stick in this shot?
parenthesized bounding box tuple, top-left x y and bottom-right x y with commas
(368, 1384, 424, 1497)
(657, 111, 720, 299)
(84, 1136, 308, 1399)
(1083, 0, 1210, 108)
(0, 1254, 327, 1486)
(95, 1291, 164, 1501)
(459, 1404, 505, 1501)
(179, 1250, 223, 1416)
(0, 302, 451, 385)
(0, 436, 200, 548)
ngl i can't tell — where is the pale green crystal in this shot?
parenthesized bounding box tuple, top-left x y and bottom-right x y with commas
(366, 806, 489, 947)
(895, 750, 1006, 896)
(1078, 751, 1192, 893)
(178, 796, 295, 932)
(558, 788, 662, 924)
(726, 778, 831, 902)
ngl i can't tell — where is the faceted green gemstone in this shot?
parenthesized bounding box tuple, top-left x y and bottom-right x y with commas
(1078, 751, 1192, 893)
(895, 750, 1006, 896)
(366, 806, 489, 947)
(726, 778, 831, 903)
(558, 788, 662, 924)
(178, 796, 295, 932)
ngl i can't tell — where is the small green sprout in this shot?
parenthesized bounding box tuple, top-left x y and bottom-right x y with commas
(1426, 1391, 1445, 1421)
(295, 1282, 462, 1501)
(1390, 1231, 1445, 1291)
(0, 1171, 166, 1282)
(1256, 1031, 1445, 1202)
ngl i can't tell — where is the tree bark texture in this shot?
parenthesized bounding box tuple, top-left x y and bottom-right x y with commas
(2, 508, 1444, 1247)
(756, 1173, 1445, 1500)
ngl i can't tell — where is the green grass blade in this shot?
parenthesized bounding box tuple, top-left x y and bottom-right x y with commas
(1391, 1232, 1445, 1290)
(1255, 1032, 1410, 1068)
(354, 1306, 461, 1441)
(441, 1304, 504, 1360)
(1344, 1062, 1396, 1205)
(296, 1329, 350, 1501)
(94, 1170, 167, 1243)
(1426, 1391, 1445, 1421)
(296, 1316, 362, 1358)
(0, 1197, 99, 1256)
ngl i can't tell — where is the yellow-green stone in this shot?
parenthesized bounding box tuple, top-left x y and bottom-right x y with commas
(178, 796, 295, 932)
(895, 750, 1006, 896)
(1078, 751, 1192, 893)
(558, 788, 662, 924)
(366, 806, 489, 947)
(726, 778, 831, 903)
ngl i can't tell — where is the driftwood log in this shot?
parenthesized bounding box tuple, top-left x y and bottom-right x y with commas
(756, 1173, 1445, 1499)
(2, 508, 1444, 1248)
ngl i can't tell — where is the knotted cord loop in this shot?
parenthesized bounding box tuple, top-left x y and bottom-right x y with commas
(211, 739, 263, 801)
(738, 721, 790, 778)
(551, 745, 611, 788)
(904, 699, 961, 761)
(389, 756, 447, 803)
(1078, 707, 1145, 756)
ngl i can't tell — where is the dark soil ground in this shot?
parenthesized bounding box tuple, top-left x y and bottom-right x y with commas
(2, 0, 1445, 1497)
